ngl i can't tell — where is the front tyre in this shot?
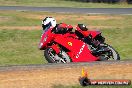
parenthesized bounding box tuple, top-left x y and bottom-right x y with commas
(44, 47, 56, 63)
(44, 47, 71, 63)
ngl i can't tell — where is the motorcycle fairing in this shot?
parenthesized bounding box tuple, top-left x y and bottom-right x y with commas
(54, 35, 98, 62)
(39, 28, 54, 49)
(72, 43, 98, 62)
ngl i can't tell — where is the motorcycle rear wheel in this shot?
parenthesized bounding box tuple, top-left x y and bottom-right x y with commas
(99, 44, 120, 61)
(107, 45, 120, 60)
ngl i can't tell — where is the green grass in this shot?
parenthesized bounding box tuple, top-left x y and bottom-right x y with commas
(0, 11, 132, 66)
(53, 84, 132, 88)
(102, 28, 132, 59)
(0, 11, 40, 26)
(0, 28, 131, 66)
(0, 0, 132, 8)
(0, 29, 47, 66)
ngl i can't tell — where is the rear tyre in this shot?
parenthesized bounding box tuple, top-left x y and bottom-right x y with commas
(107, 45, 120, 60)
(99, 44, 120, 61)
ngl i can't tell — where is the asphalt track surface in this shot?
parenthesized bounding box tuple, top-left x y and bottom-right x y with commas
(0, 60, 131, 71)
(0, 6, 132, 14)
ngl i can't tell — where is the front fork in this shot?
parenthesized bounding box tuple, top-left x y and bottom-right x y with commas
(49, 44, 67, 63)
(49, 44, 60, 54)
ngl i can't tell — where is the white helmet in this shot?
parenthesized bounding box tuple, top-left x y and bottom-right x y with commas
(42, 17, 56, 30)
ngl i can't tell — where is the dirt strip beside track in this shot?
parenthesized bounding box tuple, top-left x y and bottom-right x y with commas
(0, 61, 132, 88)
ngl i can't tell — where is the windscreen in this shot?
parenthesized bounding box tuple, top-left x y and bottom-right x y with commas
(43, 25, 51, 33)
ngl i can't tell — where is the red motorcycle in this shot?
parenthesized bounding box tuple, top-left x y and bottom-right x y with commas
(39, 24, 120, 63)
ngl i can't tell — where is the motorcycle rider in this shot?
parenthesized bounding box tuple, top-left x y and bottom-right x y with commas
(42, 17, 56, 30)
(42, 17, 98, 47)
(41, 17, 101, 57)
(42, 17, 97, 46)
(42, 17, 73, 34)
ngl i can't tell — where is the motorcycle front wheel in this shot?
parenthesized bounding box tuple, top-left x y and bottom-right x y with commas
(44, 47, 57, 63)
(44, 47, 71, 63)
